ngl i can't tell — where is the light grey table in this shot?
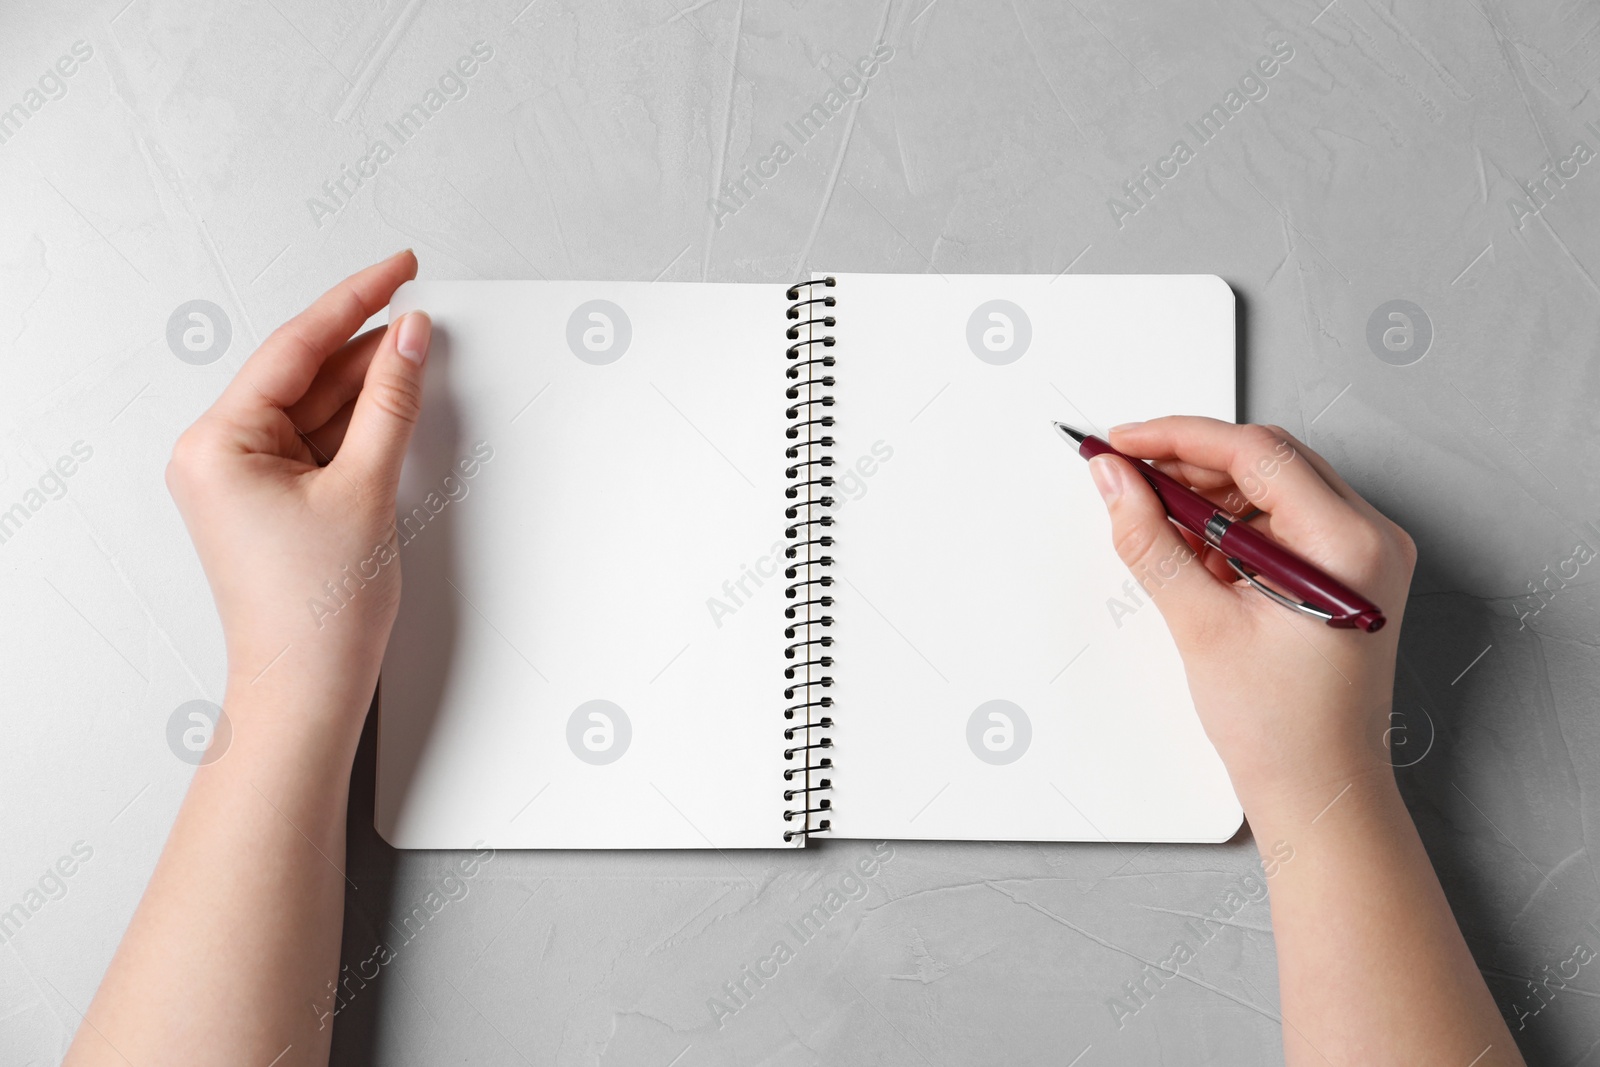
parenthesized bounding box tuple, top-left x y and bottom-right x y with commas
(3, 1, 1596, 1063)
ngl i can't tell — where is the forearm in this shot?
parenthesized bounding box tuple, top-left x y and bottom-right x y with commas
(68, 681, 368, 1067)
(1244, 772, 1522, 1066)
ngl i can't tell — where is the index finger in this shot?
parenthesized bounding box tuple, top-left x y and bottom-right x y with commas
(215, 250, 417, 415)
(1108, 416, 1362, 538)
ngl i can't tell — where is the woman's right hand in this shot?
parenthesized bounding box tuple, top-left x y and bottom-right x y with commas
(1086, 417, 1418, 816)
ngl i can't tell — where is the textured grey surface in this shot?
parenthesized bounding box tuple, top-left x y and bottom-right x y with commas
(2, 0, 1598, 1063)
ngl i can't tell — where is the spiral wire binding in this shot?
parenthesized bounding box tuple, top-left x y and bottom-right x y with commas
(781, 277, 837, 843)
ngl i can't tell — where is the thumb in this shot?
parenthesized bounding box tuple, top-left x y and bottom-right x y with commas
(332, 310, 431, 498)
(1089, 454, 1234, 642)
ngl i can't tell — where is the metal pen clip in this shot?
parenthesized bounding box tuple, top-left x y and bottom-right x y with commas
(1213, 510, 1336, 621)
(1223, 557, 1335, 621)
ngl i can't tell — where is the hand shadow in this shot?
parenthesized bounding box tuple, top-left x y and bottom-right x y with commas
(331, 324, 466, 1065)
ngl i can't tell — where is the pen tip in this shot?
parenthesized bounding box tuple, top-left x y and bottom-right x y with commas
(1052, 421, 1089, 444)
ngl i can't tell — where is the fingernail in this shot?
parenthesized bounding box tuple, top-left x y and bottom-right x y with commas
(396, 311, 430, 364)
(1089, 455, 1123, 503)
(1110, 421, 1144, 434)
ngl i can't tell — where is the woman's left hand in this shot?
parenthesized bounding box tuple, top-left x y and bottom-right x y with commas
(165, 250, 431, 720)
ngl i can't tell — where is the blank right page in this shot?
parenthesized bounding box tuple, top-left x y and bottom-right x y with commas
(825, 273, 1241, 843)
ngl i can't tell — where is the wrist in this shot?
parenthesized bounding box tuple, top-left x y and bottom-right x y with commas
(215, 672, 374, 778)
(225, 621, 385, 713)
(1237, 762, 1402, 838)
(219, 584, 396, 715)
(1200, 690, 1401, 829)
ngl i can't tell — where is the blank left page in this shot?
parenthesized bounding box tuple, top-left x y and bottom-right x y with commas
(377, 281, 793, 849)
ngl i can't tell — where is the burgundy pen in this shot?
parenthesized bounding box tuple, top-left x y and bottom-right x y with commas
(1054, 422, 1386, 633)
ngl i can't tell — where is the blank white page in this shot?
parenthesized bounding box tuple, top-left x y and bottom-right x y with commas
(823, 273, 1242, 843)
(378, 281, 794, 849)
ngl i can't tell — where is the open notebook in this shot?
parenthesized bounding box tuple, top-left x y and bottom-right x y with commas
(377, 273, 1241, 849)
